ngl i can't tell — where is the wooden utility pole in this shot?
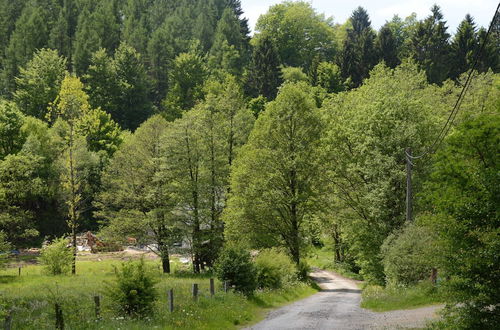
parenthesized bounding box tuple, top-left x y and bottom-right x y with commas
(405, 148, 413, 222)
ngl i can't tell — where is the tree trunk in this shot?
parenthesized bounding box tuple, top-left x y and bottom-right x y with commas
(69, 125, 77, 275)
(162, 254, 170, 274)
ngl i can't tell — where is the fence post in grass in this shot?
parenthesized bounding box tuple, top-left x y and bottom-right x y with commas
(18, 267, 21, 276)
(168, 289, 174, 312)
(224, 281, 228, 293)
(93, 295, 101, 320)
(210, 278, 215, 296)
(4, 309, 12, 330)
(55, 303, 64, 330)
(192, 283, 198, 301)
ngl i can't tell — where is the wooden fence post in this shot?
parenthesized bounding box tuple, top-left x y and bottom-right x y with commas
(168, 289, 174, 312)
(4, 309, 12, 330)
(18, 267, 21, 277)
(210, 278, 215, 296)
(224, 281, 228, 293)
(93, 296, 101, 320)
(192, 284, 198, 300)
(55, 303, 64, 330)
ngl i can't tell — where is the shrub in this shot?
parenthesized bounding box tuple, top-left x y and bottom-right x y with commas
(214, 246, 257, 295)
(254, 248, 297, 289)
(0, 231, 11, 268)
(105, 258, 158, 317)
(38, 237, 73, 275)
(297, 260, 311, 281)
(381, 222, 439, 285)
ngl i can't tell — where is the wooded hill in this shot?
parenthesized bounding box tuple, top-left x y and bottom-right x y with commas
(0, 1, 498, 327)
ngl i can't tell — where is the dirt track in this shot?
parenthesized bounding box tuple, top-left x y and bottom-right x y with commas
(247, 269, 442, 330)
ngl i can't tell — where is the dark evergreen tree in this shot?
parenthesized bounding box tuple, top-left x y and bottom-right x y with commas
(476, 13, 500, 73)
(0, 4, 51, 96)
(339, 7, 377, 87)
(72, 2, 120, 75)
(209, 7, 248, 75)
(246, 35, 282, 100)
(410, 5, 451, 84)
(450, 15, 477, 79)
(376, 24, 400, 68)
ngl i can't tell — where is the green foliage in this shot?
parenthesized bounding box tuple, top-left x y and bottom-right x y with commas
(105, 258, 158, 317)
(376, 24, 400, 68)
(450, 15, 477, 80)
(0, 230, 11, 267)
(96, 115, 174, 272)
(214, 246, 257, 295)
(254, 1, 336, 70)
(322, 62, 444, 283)
(77, 108, 122, 156)
(339, 7, 377, 87)
(361, 281, 442, 312)
(281, 66, 309, 83)
(254, 248, 297, 289)
(410, 5, 451, 84)
(0, 100, 25, 158)
(38, 237, 73, 275)
(424, 106, 500, 328)
(209, 7, 249, 75)
(85, 43, 152, 130)
(0, 258, 317, 329)
(316, 61, 345, 93)
(13, 48, 67, 119)
(162, 51, 207, 120)
(381, 222, 439, 285)
(0, 3, 51, 94)
(246, 35, 282, 100)
(224, 82, 323, 265)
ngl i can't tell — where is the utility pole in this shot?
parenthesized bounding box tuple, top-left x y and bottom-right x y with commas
(405, 148, 413, 222)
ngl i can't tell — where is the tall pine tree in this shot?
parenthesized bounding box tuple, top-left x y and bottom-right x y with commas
(410, 5, 451, 84)
(246, 35, 283, 100)
(339, 7, 377, 87)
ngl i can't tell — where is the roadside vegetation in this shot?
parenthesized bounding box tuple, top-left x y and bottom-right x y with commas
(0, 253, 318, 329)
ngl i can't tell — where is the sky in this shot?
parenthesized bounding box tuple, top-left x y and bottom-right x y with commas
(240, 0, 498, 34)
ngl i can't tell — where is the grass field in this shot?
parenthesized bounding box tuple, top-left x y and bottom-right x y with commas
(360, 281, 444, 312)
(0, 253, 318, 329)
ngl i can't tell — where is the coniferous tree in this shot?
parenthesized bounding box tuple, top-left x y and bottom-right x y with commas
(209, 7, 248, 75)
(113, 43, 152, 130)
(476, 14, 500, 73)
(246, 35, 283, 100)
(450, 14, 477, 80)
(339, 7, 377, 87)
(1, 4, 51, 95)
(72, 2, 120, 75)
(410, 5, 451, 84)
(376, 24, 400, 68)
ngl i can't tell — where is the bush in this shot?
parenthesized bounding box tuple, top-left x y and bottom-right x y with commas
(381, 222, 438, 285)
(38, 237, 73, 275)
(214, 246, 256, 295)
(255, 248, 297, 289)
(105, 258, 158, 317)
(0, 231, 11, 268)
(297, 260, 310, 281)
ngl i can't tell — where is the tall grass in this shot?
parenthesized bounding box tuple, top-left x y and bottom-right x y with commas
(361, 281, 444, 312)
(0, 257, 317, 329)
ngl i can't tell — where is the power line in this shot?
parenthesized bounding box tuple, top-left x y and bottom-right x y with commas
(407, 1, 500, 161)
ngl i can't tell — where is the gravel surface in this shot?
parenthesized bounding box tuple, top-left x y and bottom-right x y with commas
(247, 269, 442, 330)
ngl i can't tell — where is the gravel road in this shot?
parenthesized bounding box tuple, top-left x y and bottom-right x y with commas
(246, 269, 442, 330)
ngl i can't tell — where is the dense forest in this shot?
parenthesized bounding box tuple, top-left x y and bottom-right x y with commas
(0, 0, 498, 328)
